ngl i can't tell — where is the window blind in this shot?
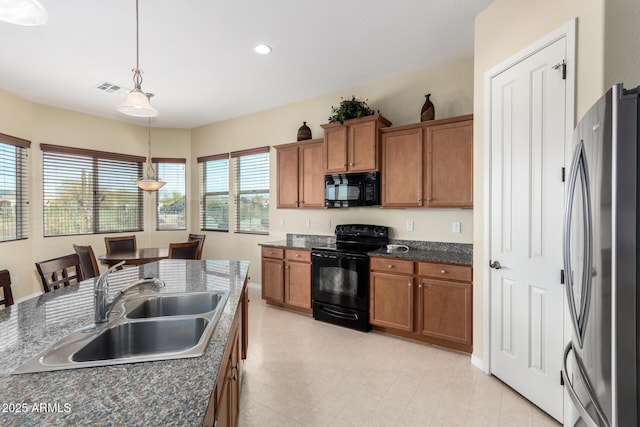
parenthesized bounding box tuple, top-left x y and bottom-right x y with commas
(0, 133, 30, 242)
(231, 147, 269, 234)
(154, 158, 186, 231)
(41, 144, 144, 237)
(198, 154, 229, 232)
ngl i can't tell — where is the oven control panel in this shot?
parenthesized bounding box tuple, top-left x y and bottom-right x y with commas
(335, 224, 388, 238)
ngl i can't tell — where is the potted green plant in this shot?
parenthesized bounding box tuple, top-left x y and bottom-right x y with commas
(328, 96, 378, 124)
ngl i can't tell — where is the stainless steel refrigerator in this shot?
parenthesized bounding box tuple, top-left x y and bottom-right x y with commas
(562, 83, 639, 426)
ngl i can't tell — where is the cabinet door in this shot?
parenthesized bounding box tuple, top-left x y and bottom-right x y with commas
(276, 145, 299, 208)
(284, 261, 311, 309)
(424, 119, 473, 207)
(299, 141, 324, 207)
(261, 258, 284, 302)
(324, 126, 348, 173)
(369, 272, 414, 331)
(419, 278, 472, 345)
(348, 120, 378, 172)
(215, 366, 230, 427)
(229, 330, 241, 427)
(381, 128, 424, 207)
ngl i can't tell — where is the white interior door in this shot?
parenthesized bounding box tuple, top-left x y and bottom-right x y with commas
(488, 36, 568, 421)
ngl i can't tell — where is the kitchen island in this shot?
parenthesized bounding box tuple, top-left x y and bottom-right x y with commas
(0, 259, 249, 427)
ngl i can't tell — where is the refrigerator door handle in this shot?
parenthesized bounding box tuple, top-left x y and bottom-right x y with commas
(562, 342, 610, 427)
(563, 140, 593, 347)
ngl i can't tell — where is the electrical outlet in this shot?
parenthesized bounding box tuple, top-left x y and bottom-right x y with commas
(406, 220, 414, 231)
(452, 222, 461, 233)
(279, 217, 285, 227)
(325, 219, 331, 229)
(305, 218, 311, 228)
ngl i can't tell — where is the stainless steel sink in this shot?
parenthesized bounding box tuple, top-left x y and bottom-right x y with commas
(12, 290, 229, 374)
(124, 292, 226, 319)
(72, 317, 209, 362)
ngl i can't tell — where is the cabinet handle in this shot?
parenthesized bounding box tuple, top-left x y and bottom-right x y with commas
(230, 374, 237, 381)
(427, 197, 433, 202)
(388, 264, 394, 269)
(408, 282, 412, 287)
(232, 364, 239, 370)
(343, 163, 347, 167)
(279, 265, 283, 269)
(440, 270, 446, 274)
(285, 265, 290, 269)
(418, 284, 423, 289)
(295, 254, 301, 257)
(268, 251, 274, 255)
(349, 162, 355, 166)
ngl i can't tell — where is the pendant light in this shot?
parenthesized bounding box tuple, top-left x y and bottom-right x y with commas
(0, 0, 47, 26)
(136, 118, 165, 192)
(117, 0, 158, 118)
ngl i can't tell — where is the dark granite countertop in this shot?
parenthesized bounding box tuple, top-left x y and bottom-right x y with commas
(0, 259, 249, 427)
(369, 240, 472, 266)
(260, 235, 472, 266)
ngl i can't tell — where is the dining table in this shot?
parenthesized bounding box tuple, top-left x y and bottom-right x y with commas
(98, 247, 169, 267)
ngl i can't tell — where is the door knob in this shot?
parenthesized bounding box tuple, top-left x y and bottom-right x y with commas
(489, 260, 502, 270)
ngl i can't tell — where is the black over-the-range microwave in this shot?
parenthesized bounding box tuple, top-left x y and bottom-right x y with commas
(324, 172, 380, 207)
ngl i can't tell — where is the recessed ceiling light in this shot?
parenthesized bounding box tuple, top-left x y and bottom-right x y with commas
(254, 44, 272, 55)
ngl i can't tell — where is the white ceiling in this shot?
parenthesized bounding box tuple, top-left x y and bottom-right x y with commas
(0, 0, 492, 129)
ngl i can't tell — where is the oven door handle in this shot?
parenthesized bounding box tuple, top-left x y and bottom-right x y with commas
(312, 252, 367, 261)
(320, 306, 359, 320)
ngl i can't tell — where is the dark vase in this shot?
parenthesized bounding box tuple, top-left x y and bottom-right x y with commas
(421, 94, 435, 122)
(297, 121, 312, 141)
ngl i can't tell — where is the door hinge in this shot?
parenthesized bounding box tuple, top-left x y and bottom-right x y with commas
(562, 167, 565, 182)
(560, 371, 564, 386)
(553, 60, 567, 80)
(561, 269, 565, 284)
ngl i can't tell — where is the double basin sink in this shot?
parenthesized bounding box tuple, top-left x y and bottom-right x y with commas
(13, 290, 229, 374)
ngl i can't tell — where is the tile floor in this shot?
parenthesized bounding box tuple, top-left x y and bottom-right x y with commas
(239, 286, 560, 427)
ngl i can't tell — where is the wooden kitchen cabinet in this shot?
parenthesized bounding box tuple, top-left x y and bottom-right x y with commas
(275, 139, 324, 208)
(369, 256, 473, 353)
(380, 115, 473, 208)
(205, 277, 248, 427)
(260, 246, 312, 314)
(321, 114, 391, 173)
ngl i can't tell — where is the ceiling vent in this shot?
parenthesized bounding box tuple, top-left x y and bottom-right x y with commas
(94, 82, 129, 95)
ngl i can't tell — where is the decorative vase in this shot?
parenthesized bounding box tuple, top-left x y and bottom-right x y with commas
(297, 121, 312, 141)
(421, 94, 435, 122)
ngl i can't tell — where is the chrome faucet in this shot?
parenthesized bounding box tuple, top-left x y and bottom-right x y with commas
(94, 261, 165, 323)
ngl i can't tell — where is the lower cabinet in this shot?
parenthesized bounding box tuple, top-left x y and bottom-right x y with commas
(204, 279, 248, 427)
(260, 246, 312, 314)
(370, 256, 473, 353)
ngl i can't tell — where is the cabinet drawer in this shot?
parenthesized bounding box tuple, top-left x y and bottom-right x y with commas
(370, 257, 414, 275)
(261, 247, 284, 259)
(285, 249, 311, 262)
(418, 262, 472, 282)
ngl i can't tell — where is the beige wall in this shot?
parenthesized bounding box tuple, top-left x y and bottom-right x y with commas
(191, 58, 475, 287)
(0, 96, 190, 299)
(473, 0, 606, 366)
(604, 0, 640, 88)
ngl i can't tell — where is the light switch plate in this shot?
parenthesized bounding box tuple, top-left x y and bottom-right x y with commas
(452, 222, 461, 233)
(305, 218, 311, 228)
(325, 219, 331, 229)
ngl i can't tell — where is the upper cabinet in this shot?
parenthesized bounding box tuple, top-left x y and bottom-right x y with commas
(321, 115, 391, 174)
(275, 138, 324, 209)
(381, 115, 473, 208)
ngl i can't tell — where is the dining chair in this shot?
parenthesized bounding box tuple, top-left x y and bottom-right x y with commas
(73, 244, 100, 279)
(0, 269, 14, 307)
(104, 235, 137, 254)
(188, 233, 206, 260)
(168, 241, 201, 260)
(35, 254, 84, 293)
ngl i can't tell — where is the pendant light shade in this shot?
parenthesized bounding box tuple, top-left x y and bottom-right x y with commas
(117, 86, 158, 118)
(136, 118, 165, 192)
(0, 0, 47, 26)
(118, 0, 158, 118)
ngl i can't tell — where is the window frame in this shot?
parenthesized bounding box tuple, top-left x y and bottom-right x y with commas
(153, 157, 187, 231)
(231, 146, 270, 235)
(0, 133, 31, 243)
(198, 153, 230, 232)
(41, 144, 145, 237)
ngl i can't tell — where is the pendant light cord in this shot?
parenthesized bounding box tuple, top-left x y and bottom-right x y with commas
(132, 0, 143, 90)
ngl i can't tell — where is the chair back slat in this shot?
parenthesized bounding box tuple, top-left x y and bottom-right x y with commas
(105, 235, 137, 254)
(187, 234, 206, 260)
(73, 244, 100, 279)
(35, 253, 83, 293)
(0, 269, 14, 307)
(168, 241, 200, 260)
